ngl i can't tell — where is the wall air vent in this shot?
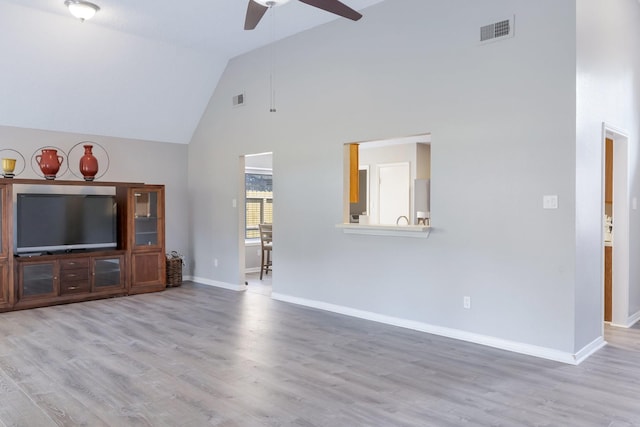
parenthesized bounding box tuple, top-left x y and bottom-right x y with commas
(232, 92, 245, 107)
(480, 16, 514, 43)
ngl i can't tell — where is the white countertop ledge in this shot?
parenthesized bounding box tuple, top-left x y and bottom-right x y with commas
(336, 223, 431, 238)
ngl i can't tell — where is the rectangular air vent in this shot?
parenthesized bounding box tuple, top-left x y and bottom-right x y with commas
(480, 16, 514, 43)
(232, 92, 245, 107)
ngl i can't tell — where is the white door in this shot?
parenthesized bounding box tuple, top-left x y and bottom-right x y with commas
(378, 162, 410, 225)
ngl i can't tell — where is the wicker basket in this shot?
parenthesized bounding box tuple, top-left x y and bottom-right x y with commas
(166, 254, 183, 287)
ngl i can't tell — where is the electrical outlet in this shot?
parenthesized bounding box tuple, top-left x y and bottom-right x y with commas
(463, 296, 471, 309)
(214, 258, 219, 267)
(543, 195, 558, 209)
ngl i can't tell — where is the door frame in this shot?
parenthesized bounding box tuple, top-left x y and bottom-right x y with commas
(602, 123, 630, 327)
(238, 155, 246, 288)
(238, 152, 274, 290)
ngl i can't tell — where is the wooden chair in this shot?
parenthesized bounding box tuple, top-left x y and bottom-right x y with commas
(259, 223, 272, 280)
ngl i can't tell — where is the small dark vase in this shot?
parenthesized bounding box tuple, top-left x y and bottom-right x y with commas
(79, 144, 99, 181)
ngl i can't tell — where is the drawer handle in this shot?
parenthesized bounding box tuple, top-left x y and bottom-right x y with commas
(67, 286, 78, 290)
(67, 274, 77, 278)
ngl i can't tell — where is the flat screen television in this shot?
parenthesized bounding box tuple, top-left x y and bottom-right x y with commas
(16, 193, 117, 254)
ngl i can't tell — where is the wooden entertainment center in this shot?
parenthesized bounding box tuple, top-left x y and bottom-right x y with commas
(0, 178, 166, 312)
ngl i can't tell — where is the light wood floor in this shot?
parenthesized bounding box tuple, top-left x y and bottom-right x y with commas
(245, 272, 272, 296)
(0, 282, 639, 426)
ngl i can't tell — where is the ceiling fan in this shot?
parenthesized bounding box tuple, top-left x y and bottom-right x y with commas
(244, 0, 363, 30)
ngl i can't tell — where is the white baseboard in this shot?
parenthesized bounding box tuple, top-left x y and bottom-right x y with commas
(186, 276, 245, 291)
(610, 310, 640, 328)
(271, 292, 602, 365)
(625, 310, 640, 327)
(574, 336, 607, 364)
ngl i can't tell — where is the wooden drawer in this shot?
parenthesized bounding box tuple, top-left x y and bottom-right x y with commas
(60, 258, 90, 270)
(60, 269, 89, 282)
(60, 280, 90, 294)
(59, 258, 90, 295)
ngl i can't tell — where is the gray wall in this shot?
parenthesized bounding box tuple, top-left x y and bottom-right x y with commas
(575, 0, 640, 346)
(0, 1, 224, 144)
(0, 125, 190, 272)
(188, 0, 581, 357)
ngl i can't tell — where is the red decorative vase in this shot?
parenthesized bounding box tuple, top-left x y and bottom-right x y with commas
(36, 149, 63, 180)
(79, 144, 99, 181)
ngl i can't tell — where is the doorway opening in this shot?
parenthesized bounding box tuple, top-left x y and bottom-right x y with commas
(344, 134, 431, 226)
(602, 125, 629, 327)
(240, 152, 273, 296)
(604, 136, 613, 322)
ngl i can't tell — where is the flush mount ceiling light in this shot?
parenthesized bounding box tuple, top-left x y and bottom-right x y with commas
(64, 0, 100, 22)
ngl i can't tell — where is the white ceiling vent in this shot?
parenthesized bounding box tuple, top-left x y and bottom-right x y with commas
(480, 16, 514, 43)
(232, 92, 245, 107)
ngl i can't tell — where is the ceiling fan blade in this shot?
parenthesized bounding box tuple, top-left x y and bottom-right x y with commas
(245, 0, 269, 30)
(297, 0, 363, 21)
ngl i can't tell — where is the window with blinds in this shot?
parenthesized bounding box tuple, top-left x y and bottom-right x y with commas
(245, 173, 273, 239)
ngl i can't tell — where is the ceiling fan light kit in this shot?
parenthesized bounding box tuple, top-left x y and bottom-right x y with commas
(254, 0, 292, 6)
(244, 0, 362, 30)
(64, 0, 100, 22)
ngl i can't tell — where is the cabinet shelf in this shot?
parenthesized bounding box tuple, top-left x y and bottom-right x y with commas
(1, 178, 144, 187)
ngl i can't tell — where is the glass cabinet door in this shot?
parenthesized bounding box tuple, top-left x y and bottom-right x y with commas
(133, 190, 159, 247)
(93, 256, 124, 290)
(0, 185, 6, 257)
(0, 187, 3, 254)
(21, 263, 56, 299)
(0, 185, 8, 307)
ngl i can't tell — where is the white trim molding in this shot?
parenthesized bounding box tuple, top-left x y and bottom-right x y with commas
(627, 310, 640, 327)
(336, 223, 430, 238)
(611, 309, 640, 328)
(272, 292, 605, 365)
(187, 276, 245, 291)
(574, 337, 607, 365)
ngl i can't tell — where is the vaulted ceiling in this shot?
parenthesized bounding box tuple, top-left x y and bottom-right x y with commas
(0, 0, 384, 144)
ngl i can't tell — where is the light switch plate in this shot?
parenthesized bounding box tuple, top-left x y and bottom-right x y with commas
(543, 195, 558, 209)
